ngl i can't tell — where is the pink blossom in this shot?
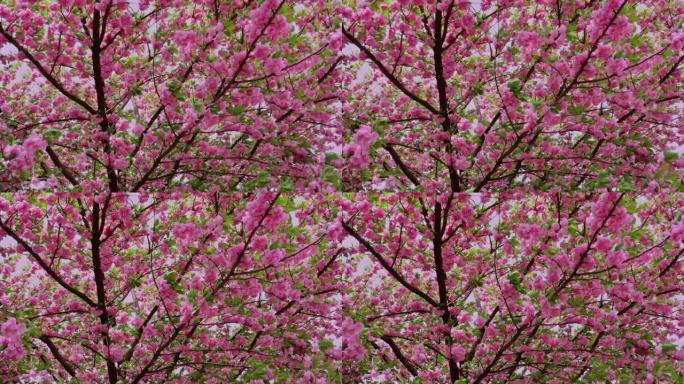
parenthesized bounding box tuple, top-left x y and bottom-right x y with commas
(339, 319, 365, 361)
(605, 250, 627, 267)
(345, 125, 377, 169)
(450, 344, 466, 362)
(108, 345, 124, 363)
(3, 134, 47, 172)
(0, 317, 25, 361)
(517, 31, 542, 55)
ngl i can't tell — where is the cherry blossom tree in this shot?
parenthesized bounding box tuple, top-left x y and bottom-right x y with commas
(0, 0, 682, 383)
(322, 0, 683, 192)
(331, 192, 684, 382)
(0, 0, 343, 192)
(0, 192, 366, 382)
(5, 0, 680, 194)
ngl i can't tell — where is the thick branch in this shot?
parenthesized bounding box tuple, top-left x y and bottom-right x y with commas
(38, 336, 77, 378)
(90, 202, 118, 384)
(383, 144, 421, 187)
(341, 26, 440, 115)
(380, 335, 418, 377)
(341, 220, 439, 308)
(45, 146, 79, 186)
(0, 25, 97, 115)
(91, 9, 119, 192)
(0, 219, 97, 307)
(433, 200, 460, 382)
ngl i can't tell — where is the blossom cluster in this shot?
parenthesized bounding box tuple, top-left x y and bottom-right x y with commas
(0, 0, 682, 383)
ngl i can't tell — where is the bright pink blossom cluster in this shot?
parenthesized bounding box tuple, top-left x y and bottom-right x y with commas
(0, 0, 682, 383)
(2, 135, 46, 173)
(344, 125, 377, 169)
(0, 318, 25, 362)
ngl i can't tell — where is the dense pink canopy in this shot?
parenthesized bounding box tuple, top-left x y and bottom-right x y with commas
(0, 0, 682, 383)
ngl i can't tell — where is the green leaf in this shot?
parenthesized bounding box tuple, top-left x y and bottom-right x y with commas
(324, 152, 339, 162)
(664, 151, 679, 162)
(26, 325, 41, 338)
(591, 170, 611, 189)
(130, 84, 142, 96)
(568, 297, 584, 308)
(506, 272, 526, 293)
(507, 79, 523, 99)
(319, 339, 334, 351)
(568, 105, 584, 115)
(280, 177, 295, 192)
(247, 171, 270, 189)
(43, 129, 62, 144)
(618, 177, 636, 192)
(167, 80, 180, 94)
(629, 34, 644, 48)
(360, 169, 372, 181)
(227, 105, 244, 115)
(163, 272, 184, 294)
(321, 165, 341, 189)
(127, 275, 142, 288)
(585, 360, 609, 381)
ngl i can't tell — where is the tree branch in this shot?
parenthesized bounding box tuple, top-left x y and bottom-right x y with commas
(341, 25, 440, 115)
(0, 219, 97, 308)
(341, 220, 439, 308)
(45, 146, 79, 187)
(0, 24, 97, 115)
(380, 335, 418, 377)
(383, 144, 421, 187)
(38, 336, 78, 378)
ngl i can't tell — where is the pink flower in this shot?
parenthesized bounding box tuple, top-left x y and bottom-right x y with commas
(0, 317, 26, 361)
(671, 31, 684, 51)
(108, 345, 124, 363)
(670, 222, 684, 243)
(675, 349, 684, 361)
(264, 58, 286, 75)
(517, 31, 542, 55)
(330, 30, 348, 51)
(606, 58, 629, 75)
(251, 235, 268, 251)
(0, 318, 24, 341)
(516, 223, 543, 244)
(450, 345, 466, 362)
(605, 250, 627, 267)
(339, 319, 365, 360)
(450, 155, 469, 170)
(595, 236, 612, 253)
(345, 125, 377, 169)
(326, 219, 346, 242)
(3, 134, 46, 172)
(172, 222, 199, 246)
(263, 248, 284, 265)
